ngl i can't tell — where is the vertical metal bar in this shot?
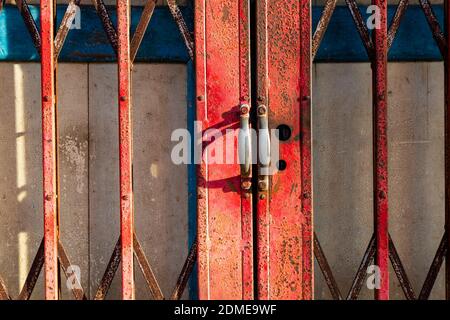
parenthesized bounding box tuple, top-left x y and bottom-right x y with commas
(256, 0, 269, 300)
(41, 0, 59, 300)
(256, 0, 312, 299)
(300, 0, 313, 299)
(445, 0, 450, 300)
(372, 0, 389, 300)
(239, 0, 254, 300)
(195, 0, 252, 299)
(117, 0, 134, 300)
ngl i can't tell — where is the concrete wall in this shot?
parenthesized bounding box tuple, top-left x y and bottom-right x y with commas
(0, 60, 446, 299)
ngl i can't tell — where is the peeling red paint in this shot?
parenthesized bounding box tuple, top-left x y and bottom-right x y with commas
(117, 0, 134, 300)
(256, 0, 313, 300)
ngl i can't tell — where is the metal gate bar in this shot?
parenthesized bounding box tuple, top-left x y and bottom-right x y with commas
(117, 0, 134, 300)
(372, 0, 389, 300)
(40, 0, 59, 300)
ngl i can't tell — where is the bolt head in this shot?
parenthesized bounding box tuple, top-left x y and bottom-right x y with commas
(257, 105, 267, 116)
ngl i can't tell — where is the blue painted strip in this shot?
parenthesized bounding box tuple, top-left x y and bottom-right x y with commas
(187, 60, 198, 300)
(313, 5, 444, 62)
(0, 4, 445, 62)
(0, 4, 192, 62)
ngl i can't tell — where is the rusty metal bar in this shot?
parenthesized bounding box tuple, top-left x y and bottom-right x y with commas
(388, 234, 416, 300)
(170, 239, 198, 300)
(314, 233, 342, 300)
(17, 239, 45, 300)
(419, 232, 447, 299)
(387, 0, 409, 49)
(91, 0, 118, 53)
(419, 0, 446, 57)
(130, 0, 157, 63)
(54, 0, 82, 60)
(41, 0, 59, 300)
(16, 0, 41, 53)
(94, 237, 121, 300)
(372, 0, 389, 300)
(58, 241, 87, 300)
(347, 235, 376, 300)
(117, 0, 134, 299)
(167, 0, 194, 60)
(133, 233, 164, 300)
(345, 0, 374, 58)
(0, 276, 9, 300)
(312, 0, 337, 60)
(300, 0, 313, 299)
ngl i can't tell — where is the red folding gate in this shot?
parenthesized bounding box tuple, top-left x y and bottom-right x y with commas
(195, 0, 313, 300)
(2, 0, 450, 300)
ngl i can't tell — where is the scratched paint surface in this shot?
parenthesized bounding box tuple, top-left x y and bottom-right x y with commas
(195, 0, 253, 299)
(256, 0, 313, 300)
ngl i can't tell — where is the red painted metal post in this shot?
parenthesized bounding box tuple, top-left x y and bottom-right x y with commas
(195, 0, 253, 299)
(372, 0, 389, 300)
(40, 0, 59, 300)
(256, 0, 313, 299)
(117, 0, 134, 300)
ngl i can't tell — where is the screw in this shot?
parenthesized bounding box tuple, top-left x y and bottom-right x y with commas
(43, 96, 50, 102)
(259, 194, 266, 200)
(241, 180, 251, 190)
(258, 105, 267, 116)
(45, 194, 52, 201)
(240, 104, 250, 115)
(120, 96, 127, 101)
(122, 195, 129, 201)
(258, 180, 267, 191)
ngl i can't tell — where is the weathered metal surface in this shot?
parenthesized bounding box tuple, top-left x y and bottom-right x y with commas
(40, 0, 59, 300)
(314, 233, 342, 300)
(372, 0, 389, 300)
(195, 0, 253, 299)
(170, 239, 198, 300)
(0, 276, 9, 300)
(17, 239, 45, 300)
(167, 0, 194, 60)
(419, 232, 447, 300)
(91, 0, 118, 53)
(16, 0, 41, 53)
(130, 0, 157, 62)
(256, 0, 312, 300)
(133, 233, 164, 300)
(94, 237, 121, 300)
(388, 234, 416, 300)
(312, 0, 337, 60)
(58, 241, 87, 300)
(419, 0, 446, 57)
(387, 0, 409, 49)
(345, 0, 374, 59)
(347, 235, 376, 300)
(54, 0, 82, 60)
(117, 0, 134, 300)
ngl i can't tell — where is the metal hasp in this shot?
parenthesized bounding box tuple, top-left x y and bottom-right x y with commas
(195, 0, 254, 299)
(40, 0, 59, 300)
(117, 0, 135, 300)
(256, 0, 313, 299)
